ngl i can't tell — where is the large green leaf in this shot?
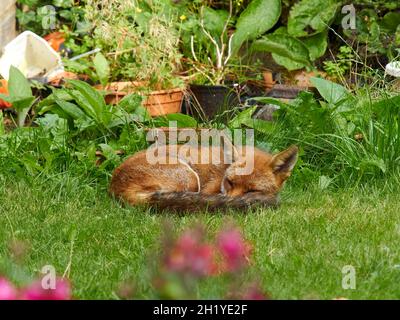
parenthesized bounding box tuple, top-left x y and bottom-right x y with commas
(203, 7, 230, 37)
(272, 53, 307, 71)
(68, 90, 97, 120)
(303, 31, 328, 61)
(5, 66, 36, 127)
(67, 79, 106, 113)
(54, 93, 87, 121)
(310, 77, 349, 105)
(232, 0, 281, 54)
(288, 0, 339, 37)
(93, 52, 110, 87)
(229, 106, 257, 128)
(155, 113, 198, 128)
(8, 66, 33, 100)
(229, 106, 274, 133)
(67, 79, 109, 125)
(251, 33, 312, 69)
(0, 94, 12, 103)
(2, 66, 36, 114)
(380, 12, 400, 32)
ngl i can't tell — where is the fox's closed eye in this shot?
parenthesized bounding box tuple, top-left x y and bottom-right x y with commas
(246, 189, 261, 194)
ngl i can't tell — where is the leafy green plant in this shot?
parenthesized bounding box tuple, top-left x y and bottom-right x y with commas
(251, 0, 338, 71)
(323, 46, 355, 80)
(16, 0, 86, 36)
(37, 80, 150, 136)
(180, 0, 281, 84)
(83, 0, 183, 89)
(243, 76, 400, 186)
(92, 52, 110, 87)
(339, 1, 400, 63)
(0, 67, 37, 127)
(287, 0, 338, 37)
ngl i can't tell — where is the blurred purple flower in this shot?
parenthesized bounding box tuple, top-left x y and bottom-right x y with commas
(165, 231, 216, 276)
(21, 278, 71, 300)
(0, 277, 17, 300)
(242, 285, 268, 300)
(217, 228, 252, 272)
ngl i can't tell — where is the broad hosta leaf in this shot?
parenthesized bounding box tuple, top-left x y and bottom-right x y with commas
(251, 33, 312, 69)
(54, 93, 87, 120)
(380, 12, 400, 32)
(67, 79, 109, 125)
(11, 97, 36, 113)
(5, 66, 36, 127)
(0, 94, 13, 103)
(8, 66, 33, 100)
(203, 7, 230, 37)
(303, 31, 328, 61)
(310, 77, 349, 105)
(68, 90, 97, 120)
(67, 80, 106, 114)
(37, 89, 74, 114)
(93, 52, 110, 87)
(288, 0, 339, 37)
(272, 53, 307, 71)
(232, 0, 281, 54)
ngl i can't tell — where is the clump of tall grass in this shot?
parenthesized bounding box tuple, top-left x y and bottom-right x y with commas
(257, 57, 400, 188)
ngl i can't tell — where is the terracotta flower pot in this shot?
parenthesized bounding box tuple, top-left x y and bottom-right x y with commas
(142, 88, 183, 117)
(96, 82, 183, 117)
(262, 71, 276, 90)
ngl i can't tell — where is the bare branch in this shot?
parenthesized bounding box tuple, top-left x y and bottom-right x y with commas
(224, 34, 234, 66)
(190, 35, 198, 62)
(221, 0, 233, 46)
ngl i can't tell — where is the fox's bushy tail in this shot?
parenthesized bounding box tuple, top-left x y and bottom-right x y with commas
(149, 192, 279, 212)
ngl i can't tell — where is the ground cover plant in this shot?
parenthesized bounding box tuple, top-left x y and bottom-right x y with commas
(1, 0, 400, 300)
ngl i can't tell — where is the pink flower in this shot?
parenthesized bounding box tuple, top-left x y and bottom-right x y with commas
(165, 231, 216, 276)
(0, 277, 17, 300)
(21, 278, 71, 300)
(242, 285, 268, 300)
(217, 228, 252, 272)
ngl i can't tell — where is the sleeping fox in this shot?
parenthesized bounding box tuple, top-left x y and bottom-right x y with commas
(109, 144, 298, 211)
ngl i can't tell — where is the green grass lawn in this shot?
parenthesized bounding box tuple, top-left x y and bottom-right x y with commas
(1, 175, 400, 299)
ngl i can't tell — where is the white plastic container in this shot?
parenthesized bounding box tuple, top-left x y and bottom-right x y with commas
(385, 61, 400, 78)
(0, 31, 64, 81)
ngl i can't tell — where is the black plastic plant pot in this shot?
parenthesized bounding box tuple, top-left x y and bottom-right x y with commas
(188, 84, 239, 121)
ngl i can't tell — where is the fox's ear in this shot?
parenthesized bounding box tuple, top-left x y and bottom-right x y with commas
(271, 145, 298, 179)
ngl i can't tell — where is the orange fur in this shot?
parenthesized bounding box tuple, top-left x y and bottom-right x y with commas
(109, 145, 298, 210)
